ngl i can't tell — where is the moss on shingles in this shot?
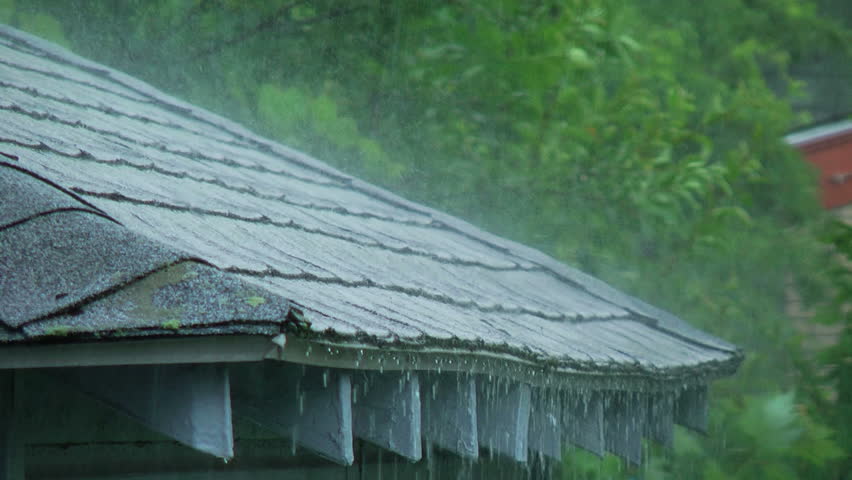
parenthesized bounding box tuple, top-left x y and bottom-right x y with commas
(161, 319, 180, 331)
(245, 295, 266, 307)
(44, 325, 71, 336)
(127, 263, 190, 324)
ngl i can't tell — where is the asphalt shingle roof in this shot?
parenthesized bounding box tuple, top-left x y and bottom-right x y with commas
(0, 25, 741, 381)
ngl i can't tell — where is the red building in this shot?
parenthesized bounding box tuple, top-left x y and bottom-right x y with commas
(785, 119, 852, 355)
(786, 119, 852, 210)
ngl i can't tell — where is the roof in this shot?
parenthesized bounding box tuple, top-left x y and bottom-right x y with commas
(785, 118, 852, 148)
(0, 25, 740, 388)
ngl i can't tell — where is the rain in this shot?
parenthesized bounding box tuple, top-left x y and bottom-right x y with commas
(0, 1, 850, 479)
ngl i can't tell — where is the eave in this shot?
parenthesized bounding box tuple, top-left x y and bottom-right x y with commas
(0, 333, 741, 392)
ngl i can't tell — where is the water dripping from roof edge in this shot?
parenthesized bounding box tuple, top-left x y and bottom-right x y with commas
(534, 451, 544, 477)
(368, 411, 377, 436)
(425, 442, 434, 480)
(459, 456, 474, 480)
(290, 425, 299, 456)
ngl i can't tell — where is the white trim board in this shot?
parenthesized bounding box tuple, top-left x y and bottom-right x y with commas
(0, 336, 272, 369)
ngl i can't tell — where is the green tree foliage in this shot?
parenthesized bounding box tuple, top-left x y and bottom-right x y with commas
(803, 221, 852, 476)
(3, 0, 850, 477)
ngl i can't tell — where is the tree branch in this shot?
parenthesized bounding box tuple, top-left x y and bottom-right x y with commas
(189, 2, 364, 61)
(162, 0, 215, 44)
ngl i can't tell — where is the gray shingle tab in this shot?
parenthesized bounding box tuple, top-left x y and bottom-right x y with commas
(0, 24, 741, 379)
(0, 210, 186, 327)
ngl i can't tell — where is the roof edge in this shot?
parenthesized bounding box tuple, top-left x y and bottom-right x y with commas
(275, 336, 742, 392)
(785, 119, 852, 147)
(0, 334, 741, 392)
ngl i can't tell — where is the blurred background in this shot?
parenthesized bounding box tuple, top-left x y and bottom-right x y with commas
(2, 0, 849, 477)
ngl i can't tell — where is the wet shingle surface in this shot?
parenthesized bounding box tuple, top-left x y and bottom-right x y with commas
(0, 25, 741, 377)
